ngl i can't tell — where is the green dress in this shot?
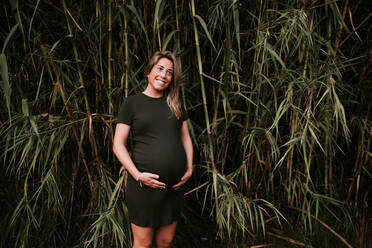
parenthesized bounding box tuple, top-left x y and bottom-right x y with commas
(117, 93, 188, 227)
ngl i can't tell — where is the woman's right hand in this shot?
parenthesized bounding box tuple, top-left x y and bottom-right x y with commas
(138, 172, 166, 189)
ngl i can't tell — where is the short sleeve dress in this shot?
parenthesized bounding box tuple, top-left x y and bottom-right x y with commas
(117, 93, 188, 227)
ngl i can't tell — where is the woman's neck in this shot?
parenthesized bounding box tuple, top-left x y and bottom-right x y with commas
(142, 86, 164, 98)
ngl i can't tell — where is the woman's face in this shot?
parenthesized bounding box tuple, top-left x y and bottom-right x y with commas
(147, 58, 174, 93)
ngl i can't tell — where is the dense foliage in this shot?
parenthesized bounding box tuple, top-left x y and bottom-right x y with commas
(0, 0, 371, 247)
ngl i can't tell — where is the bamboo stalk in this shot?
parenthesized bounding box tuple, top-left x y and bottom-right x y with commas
(123, 1, 129, 97)
(42, 44, 95, 207)
(95, 0, 100, 111)
(190, 0, 215, 170)
(61, 0, 99, 153)
(155, 0, 162, 51)
(108, 0, 113, 114)
(61, 0, 92, 117)
(291, 207, 353, 248)
(267, 232, 309, 247)
(174, 0, 185, 106)
(61, 0, 98, 205)
(2, 1, 371, 246)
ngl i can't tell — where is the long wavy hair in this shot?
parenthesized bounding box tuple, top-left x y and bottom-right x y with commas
(144, 51, 182, 119)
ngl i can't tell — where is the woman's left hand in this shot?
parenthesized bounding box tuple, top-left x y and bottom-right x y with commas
(172, 168, 192, 190)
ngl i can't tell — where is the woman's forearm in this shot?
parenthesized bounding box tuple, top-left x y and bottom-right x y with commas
(113, 123, 141, 180)
(113, 142, 140, 179)
(181, 121, 193, 171)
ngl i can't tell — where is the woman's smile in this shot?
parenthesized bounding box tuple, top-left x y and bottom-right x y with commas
(146, 58, 174, 95)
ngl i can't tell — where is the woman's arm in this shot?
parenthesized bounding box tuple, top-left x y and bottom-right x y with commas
(172, 120, 194, 190)
(113, 123, 165, 189)
(113, 123, 140, 179)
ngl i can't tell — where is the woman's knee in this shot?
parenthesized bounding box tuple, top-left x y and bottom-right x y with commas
(155, 236, 174, 248)
(154, 221, 177, 248)
(133, 236, 152, 248)
(131, 223, 154, 248)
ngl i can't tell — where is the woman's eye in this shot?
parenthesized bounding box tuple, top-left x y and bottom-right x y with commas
(156, 66, 172, 76)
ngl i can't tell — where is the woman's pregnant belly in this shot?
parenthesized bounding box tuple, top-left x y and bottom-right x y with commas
(133, 142, 187, 187)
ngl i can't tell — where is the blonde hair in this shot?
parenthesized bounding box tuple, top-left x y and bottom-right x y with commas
(144, 51, 182, 119)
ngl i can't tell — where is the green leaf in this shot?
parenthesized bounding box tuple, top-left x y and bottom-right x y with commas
(194, 14, 216, 51)
(0, 54, 11, 117)
(163, 30, 178, 51)
(2, 24, 19, 54)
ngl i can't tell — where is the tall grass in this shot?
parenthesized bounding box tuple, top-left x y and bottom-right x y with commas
(0, 0, 371, 247)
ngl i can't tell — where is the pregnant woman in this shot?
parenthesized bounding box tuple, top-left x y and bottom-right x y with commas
(113, 51, 193, 248)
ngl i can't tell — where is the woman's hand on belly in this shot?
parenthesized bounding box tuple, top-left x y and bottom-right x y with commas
(139, 172, 166, 189)
(171, 168, 193, 190)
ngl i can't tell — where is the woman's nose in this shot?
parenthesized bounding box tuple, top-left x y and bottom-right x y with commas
(160, 70, 167, 78)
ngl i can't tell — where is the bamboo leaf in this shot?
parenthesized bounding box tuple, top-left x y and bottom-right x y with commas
(163, 30, 178, 51)
(231, 0, 240, 53)
(124, 4, 149, 44)
(193, 14, 216, 51)
(2, 24, 19, 54)
(28, 0, 41, 42)
(0, 53, 11, 118)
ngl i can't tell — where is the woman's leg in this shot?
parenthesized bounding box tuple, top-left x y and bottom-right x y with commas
(131, 223, 155, 248)
(154, 221, 178, 248)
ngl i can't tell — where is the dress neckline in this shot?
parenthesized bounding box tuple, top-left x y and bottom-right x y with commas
(141, 92, 165, 99)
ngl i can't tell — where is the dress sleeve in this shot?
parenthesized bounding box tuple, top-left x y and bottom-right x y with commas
(117, 97, 133, 125)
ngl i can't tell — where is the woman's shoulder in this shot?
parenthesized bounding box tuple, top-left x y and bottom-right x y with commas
(117, 93, 144, 121)
(122, 92, 144, 103)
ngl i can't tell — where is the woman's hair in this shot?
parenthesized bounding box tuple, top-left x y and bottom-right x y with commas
(144, 51, 182, 119)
